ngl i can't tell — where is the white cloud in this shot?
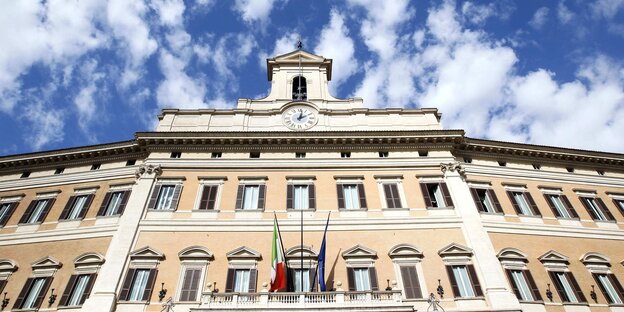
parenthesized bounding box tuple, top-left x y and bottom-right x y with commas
(314, 9, 357, 94)
(233, 0, 283, 25)
(557, 1, 574, 24)
(529, 7, 549, 30)
(591, 0, 624, 19)
(156, 51, 208, 109)
(461, 2, 496, 25)
(23, 101, 65, 151)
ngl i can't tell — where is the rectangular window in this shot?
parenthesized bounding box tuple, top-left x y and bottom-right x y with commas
(581, 197, 615, 221)
(545, 194, 578, 219)
(400, 266, 423, 299)
(338, 184, 367, 210)
(60, 195, 93, 220)
(21, 171, 31, 178)
(179, 268, 202, 301)
(90, 164, 101, 170)
(446, 265, 482, 298)
(353, 268, 371, 291)
(452, 266, 475, 297)
(234, 270, 251, 292)
(120, 269, 158, 301)
(126, 159, 136, 166)
(293, 268, 311, 292)
(225, 268, 256, 293)
(615, 199, 624, 215)
(0, 202, 16, 226)
(505, 269, 541, 301)
(470, 188, 502, 213)
(383, 183, 402, 208)
(147, 184, 182, 211)
(249, 152, 260, 158)
(211, 152, 222, 158)
(295, 152, 306, 158)
(593, 273, 624, 304)
(29, 200, 48, 223)
(170, 152, 181, 158)
(98, 191, 130, 217)
(54, 167, 65, 174)
(512, 192, 532, 215)
(421, 183, 453, 208)
(19, 198, 55, 224)
(549, 271, 586, 303)
(198, 185, 219, 210)
(235, 184, 266, 210)
(340, 152, 351, 158)
(60, 274, 95, 306)
(507, 191, 541, 216)
(293, 185, 309, 209)
(378, 151, 389, 158)
(155, 185, 176, 210)
(14, 277, 51, 310)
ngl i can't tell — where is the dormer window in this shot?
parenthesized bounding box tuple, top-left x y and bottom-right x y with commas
(292, 76, 307, 101)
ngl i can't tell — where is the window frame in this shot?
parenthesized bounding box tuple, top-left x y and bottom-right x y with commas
(176, 246, 213, 302)
(539, 250, 587, 304)
(18, 192, 58, 225)
(504, 186, 541, 217)
(224, 246, 261, 293)
(59, 188, 97, 221)
(336, 180, 367, 210)
(147, 179, 184, 211)
(285, 245, 318, 292)
(542, 190, 579, 220)
(388, 244, 426, 300)
(438, 243, 483, 299)
(497, 248, 542, 302)
(578, 194, 615, 222)
(58, 252, 104, 307)
(376, 176, 407, 210)
(97, 185, 132, 217)
(419, 181, 454, 209)
(0, 195, 22, 227)
(120, 246, 164, 302)
(13, 256, 61, 310)
(286, 178, 316, 211)
(235, 178, 267, 211)
(194, 178, 226, 211)
(468, 184, 503, 214)
(581, 252, 624, 305)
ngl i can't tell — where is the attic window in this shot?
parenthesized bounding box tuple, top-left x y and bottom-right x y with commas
(54, 168, 65, 174)
(250, 152, 260, 158)
(341, 152, 351, 158)
(292, 76, 307, 101)
(211, 152, 222, 159)
(20, 172, 31, 178)
(126, 159, 136, 166)
(498, 161, 507, 167)
(532, 164, 541, 170)
(170, 152, 182, 159)
(378, 151, 389, 158)
(296, 152, 306, 158)
(91, 164, 101, 170)
(597, 170, 605, 176)
(463, 158, 472, 164)
(566, 167, 574, 173)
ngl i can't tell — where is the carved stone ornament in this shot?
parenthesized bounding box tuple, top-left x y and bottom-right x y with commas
(440, 162, 465, 176)
(135, 164, 162, 178)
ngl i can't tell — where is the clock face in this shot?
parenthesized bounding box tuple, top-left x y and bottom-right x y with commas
(282, 106, 318, 130)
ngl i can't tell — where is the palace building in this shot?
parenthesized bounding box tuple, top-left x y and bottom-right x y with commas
(0, 49, 623, 312)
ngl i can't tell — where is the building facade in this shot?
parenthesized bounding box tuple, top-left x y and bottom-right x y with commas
(0, 50, 623, 312)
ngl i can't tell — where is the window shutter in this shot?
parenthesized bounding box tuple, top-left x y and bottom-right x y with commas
(59, 196, 76, 220)
(524, 270, 542, 301)
(257, 185, 266, 210)
(347, 268, 355, 291)
(580, 197, 599, 220)
(198, 185, 215, 210)
(593, 273, 612, 303)
(287, 268, 295, 292)
(36, 197, 55, 223)
(440, 183, 454, 207)
(235, 185, 244, 209)
(467, 265, 483, 296)
(596, 198, 615, 221)
(169, 184, 183, 210)
(80, 273, 97, 304)
(613, 199, 624, 217)
(141, 269, 158, 301)
(420, 183, 432, 207)
(248, 269, 257, 292)
(544, 194, 561, 218)
(0, 280, 5, 294)
(400, 266, 422, 299)
(506, 191, 522, 215)
(147, 185, 162, 209)
(308, 184, 316, 209)
(286, 184, 293, 209)
(119, 269, 136, 301)
(608, 274, 624, 303)
(384, 184, 395, 208)
(34, 276, 53, 309)
(470, 188, 485, 212)
(97, 192, 112, 216)
(565, 272, 586, 302)
(488, 189, 503, 213)
(369, 267, 379, 291)
(524, 193, 541, 216)
(309, 268, 317, 292)
(560, 195, 579, 218)
(391, 184, 402, 208)
(13, 277, 35, 309)
(19, 200, 38, 224)
(548, 271, 568, 302)
(78, 194, 95, 219)
(117, 190, 131, 215)
(59, 274, 78, 306)
(0, 202, 17, 226)
(336, 185, 345, 209)
(505, 269, 521, 299)
(225, 269, 235, 292)
(357, 184, 367, 209)
(180, 268, 201, 301)
(446, 266, 460, 297)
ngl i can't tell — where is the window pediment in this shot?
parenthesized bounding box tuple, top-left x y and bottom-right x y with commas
(538, 250, 569, 264)
(226, 246, 261, 260)
(0, 259, 18, 273)
(497, 248, 528, 262)
(342, 245, 377, 259)
(580, 252, 610, 266)
(179, 246, 214, 260)
(31, 256, 62, 270)
(388, 244, 423, 259)
(129, 246, 165, 260)
(438, 243, 473, 257)
(285, 245, 317, 259)
(74, 252, 105, 267)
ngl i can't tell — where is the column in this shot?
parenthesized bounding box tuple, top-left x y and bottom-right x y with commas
(81, 165, 161, 312)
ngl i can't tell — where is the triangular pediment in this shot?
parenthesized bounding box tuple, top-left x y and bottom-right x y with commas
(285, 245, 317, 259)
(538, 250, 569, 264)
(272, 50, 326, 63)
(226, 246, 262, 260)
(388, 244, 423, 259)
(0, 259, 18, 273)
(129, 246, 165, 260)
(342, 245, 377, 259)
(438, 243, 473, 257)
(179, 246, 214, 260)
(580, 252, 610, 266)
(497, 248, 528, 262)
(31, 256, 62, 270)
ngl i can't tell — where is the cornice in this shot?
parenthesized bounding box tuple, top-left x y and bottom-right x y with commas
(0, 223, 118, 246)
(483, 220, 624, 241)
(0, 166, 138, 192)
(158, 107, 441, 117)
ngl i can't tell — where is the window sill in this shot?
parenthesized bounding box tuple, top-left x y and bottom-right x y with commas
(235, 210, 263, 219)
(426, 206, 454, 210)
(57, 305, 83, 310)
(94, 215, 120, 226)
(286, 208, 317, 212)
(338, 208, 368, 211)
(15, 223, 40, 233)
(454, 296, 485, 301)
(519, 300, 545, 304)
(56, 219, 82, 229)
(191, 209, 219, 219)
(562, 302, 589, 306)
(382, 207, 409, 211)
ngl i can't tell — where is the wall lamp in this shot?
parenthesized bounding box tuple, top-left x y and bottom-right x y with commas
(436, 279, 444, 298)
(159, 283, 167, 302)
(1, 292, 9, 309)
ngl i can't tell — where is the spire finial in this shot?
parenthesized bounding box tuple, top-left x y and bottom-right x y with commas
(296, 39, 302, 50)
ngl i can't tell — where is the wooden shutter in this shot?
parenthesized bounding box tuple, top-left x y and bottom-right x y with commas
(119, 269, 136, 301)
(257, 185, 266, 209)
(235, 185, 244, 209)
(561, 195, 579, 218)
(286, 184, 293, 209)
(525, 270, 542, 301)
(524, 192, 541, 216)
(384, 184, 401, 208)
(169, 184, 183, 210)
(286, 268, 295, 292)
(13, 277, 35, 309)
(488, 189, 503, 213)
(225, 269, 235, 292)
(59, 196, 76, 220)
(308, 268, 316, 292)
(505, 269, 521, 299)
(0, 280, 5, 294)
(420, 184, 432, 207)
(596, 198, 615, 221)
(400, 266, 422, 299)
(19, 200, 38, 224)
(199, 185, 217, 210)
(117, 190, 131, 215)
(347, 268, 355, 291)
(0, 202, 17, 226)
(548, 271, 568, 302)
(357, 184, 367, 209)
(59, 274, 78, 306)
(608, 274, 624, 303)
(308, 184, 316, 209)
(77, 194, 94, 219)
(470, 188, 485, 212)
(97, 192, 112, 216)
(593, 273, 612, 303)
(80, 273, 97, 304)
(467, 265, 483, 296)
(369, 267, 378, 291)
(544, 194, 562, 218)
(580, 197, 599, 220)
(147, 185, 162, 209)
(34, 277, 53, 309)
(565, 272, 586, 302)
(180, 268, 201, 301)
(446, 266, 460, 297)
(142, 269, 158, 301)
(440, 183, 454, 207)
(248, 269, 257, 292)
(35, 197, 55, 223)
(336, 185, 345, 209)
(506, 191, 522, 215)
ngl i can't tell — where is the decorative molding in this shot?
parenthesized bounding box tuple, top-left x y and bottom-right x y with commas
(440, 162, 465, 176)
(496, 248, 528, 262)
(0, 259, 18, 273)
(178, 246, 214, 260)
(135, 164, 162, 178)
(580, 252, 611, 266)
(0, 167, 137, 192)
(31, 256, 62, 270)
(538, 250, 569, 264)
(129, 246, 165, 260)
(388, 243, 423, 259)
(74, 252, 105, 267)
(342, 244, 377, 259)
(285, 245, 317, 259)
(226, 246, 261, 260)
(438, 243, 473, 257)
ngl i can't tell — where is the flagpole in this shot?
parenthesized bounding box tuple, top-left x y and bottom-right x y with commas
(300, 204, 304, 292)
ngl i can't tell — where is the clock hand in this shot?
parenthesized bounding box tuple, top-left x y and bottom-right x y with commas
(297, 112, 304, 121)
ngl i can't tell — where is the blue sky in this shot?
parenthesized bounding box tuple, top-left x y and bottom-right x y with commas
(1, 0, 623, 156)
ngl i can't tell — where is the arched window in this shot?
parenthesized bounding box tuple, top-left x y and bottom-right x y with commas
(292, 76, 307, 101)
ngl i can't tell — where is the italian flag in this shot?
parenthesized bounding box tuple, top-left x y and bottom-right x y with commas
(270, 218, 286, 291)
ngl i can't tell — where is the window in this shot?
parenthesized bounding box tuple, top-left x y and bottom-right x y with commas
(292, 76, 307, 100)
(54, 167, 65, 174)
(292, 268, 311, 292)
(14, 277, 52, 309)
(211, 152, 222, 158)
(121, 269, 156, 301)
(126, 159, 136, 166)
(342, 245, 378, 292)
(97, 190, 131, 216)
(235, 184, 266, 210)
(337, 184, 366, 210)
(179, 267, 202, 301)
(90, 164, 101, 170)
(340, 152, 351, 158)
(295, 152, 306, 158)
(580, 197, 615, 221)
(59, 274, 96, 306)
(594, 273, 624, 304)
(498, 161, 507, 166)
(389, 244, 424, 299)
(354, 268, 375, 291)
(544, 194, 578, 219)
(0, 202, 17, 226)
(549, 271, 586, 303)
(225, 268, 257, 293)
(177, 246, 212, 301)
(287, 184, 315, 210)
(20, 171, 31, 178)
(378, 151, 389, 158)
(566, 167, 575, 173)
(421, 182, 453, 208)
(463, 158, 472, 164)
(19, 198, 55, 224)
(197, 185, 219, 210)
(250, 152, 260, 158)
(470, 188, 502, 213)
(382, 183, 402, 208)
(532, 164, 541, 170)
(399, 266, 423, 299)
(505, 270, 541, 301)
(614, 198, 624, 215)
(149, 184, 182, 210)
(170, 152, 182, 158)
(506, 191, 540, 216)
(597, 170, 605, 176)
(60, 194, 94, 220)
(447, 265, 482, 298)
(418, 151, 428, 157)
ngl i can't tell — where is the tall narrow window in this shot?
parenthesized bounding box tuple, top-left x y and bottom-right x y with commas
(19, 198, 56, 224)
(470, 188, 503, 213)
(179, 268, 202, 301)
(292, 268, 311, 292)
(347, 267, 378, 291)
(399, 266, 423, 299)
(197, 185, 219, 210)
(421, 183, 453, 208)
(447, 265, 483, 298)
(155, 185, 176, 209)
(60, 194, 94, 220)
(14, 277, 51, 309)
(97, 190, 131, 217)
(120, 269, 157, 301)
(235, 183, 266, 210)
(147, 184, 183, 211)
(225, 268, 257, 293)
(59, 274, 96, 306)
(614, 199, 624, 215)
(337, 184, 367, 210)
(549, 271, 586, 303)
(580, 197, 615, 221)
(594, 273, 624, 304)
(0, 202, 17, 226)
(383, 183, 403, 209)
(545, 194, 578, 219)
(287, 184, 315, 210)
(292, 76, 307, 100)
(507, 191, 541, 216)
(505, 270, 541, 301)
